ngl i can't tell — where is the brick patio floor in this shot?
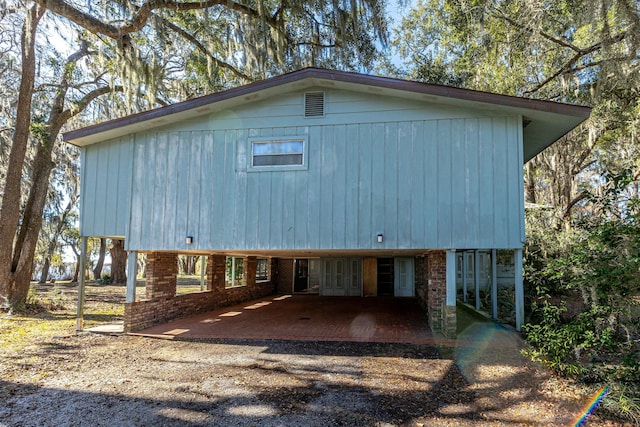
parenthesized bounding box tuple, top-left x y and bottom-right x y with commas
(132, 295, 436, 344)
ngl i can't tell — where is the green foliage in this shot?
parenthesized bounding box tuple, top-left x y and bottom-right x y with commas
(523, 170, 640, 420)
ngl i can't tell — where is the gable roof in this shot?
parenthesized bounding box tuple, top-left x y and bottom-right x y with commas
(63, 67, 591, 162)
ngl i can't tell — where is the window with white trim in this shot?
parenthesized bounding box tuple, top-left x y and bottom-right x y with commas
(256, 258, 269, 282)
(248, 137, 308, 171)
(225, 257, 244, 288)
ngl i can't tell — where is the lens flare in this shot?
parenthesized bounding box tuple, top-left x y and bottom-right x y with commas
(573, 385, 608, 427)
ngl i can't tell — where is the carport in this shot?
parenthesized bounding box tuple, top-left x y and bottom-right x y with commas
(131, 295, 435, 344)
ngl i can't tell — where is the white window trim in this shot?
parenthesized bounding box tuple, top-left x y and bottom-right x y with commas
(248, 136, 309, 172)
(225, 257, 245, 289)
(256, 258, 270, 283)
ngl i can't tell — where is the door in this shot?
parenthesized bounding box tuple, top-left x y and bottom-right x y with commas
(394, 257, 415, 297)
(319, 258, 362, 296)
(308, 259, 320, 293)
(377, 258, 394, 296)
(320, 258, 345, 296)
(294, 259, 309, 292)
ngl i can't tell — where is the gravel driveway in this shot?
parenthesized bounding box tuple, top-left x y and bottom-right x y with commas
(0, 320, 616, 427)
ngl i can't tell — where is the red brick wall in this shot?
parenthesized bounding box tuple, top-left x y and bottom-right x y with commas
(125, 253, 276, 332)
(277, 259, 294, 294)
(145, 252, 178, 300)
(426, 251, 446, 333)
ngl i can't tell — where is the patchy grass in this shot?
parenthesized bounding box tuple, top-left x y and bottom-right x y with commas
(0, 282, 125, 383)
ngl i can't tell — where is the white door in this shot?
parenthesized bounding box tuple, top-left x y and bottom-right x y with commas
(308, 259, 320, 293)
(319, 257, 362, 296)
(394, 257, 415, 297)
(320, 258, 346, 296)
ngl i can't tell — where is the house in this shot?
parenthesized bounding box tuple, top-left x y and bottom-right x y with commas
(64, 68, 590, 337)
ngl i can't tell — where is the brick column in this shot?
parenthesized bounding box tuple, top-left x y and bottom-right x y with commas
(427, 251, 446, 333)
(277, 259, 294, 294)
(207, 255, 226, 291)
(244, 257, 257, 288)
(145, 252, 178, 300)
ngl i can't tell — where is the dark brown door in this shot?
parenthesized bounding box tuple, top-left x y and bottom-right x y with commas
(294, 259, 309, 292)
(377, 258, 394, 296)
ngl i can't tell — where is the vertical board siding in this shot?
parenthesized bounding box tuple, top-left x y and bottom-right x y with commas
(80, 137, 133, 238)
(125, 116, 524, 251)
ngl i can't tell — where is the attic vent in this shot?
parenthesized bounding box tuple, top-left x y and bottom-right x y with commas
(304, 92, 325, 117)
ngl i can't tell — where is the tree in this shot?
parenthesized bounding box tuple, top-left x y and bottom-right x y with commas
(0, 0, 388, 309)
(392, 0, 640, 226)
(92, 238, 107, 280)
(109, 239, 127, 284)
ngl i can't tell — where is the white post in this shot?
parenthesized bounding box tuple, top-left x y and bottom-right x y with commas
(462, 252, 468, 303)
(76, 236, 88, 331)
(126, 251, 137, 303)
(474, 250, 480, 310)
(515, 248, 524, 331)
(446, 250, 457, 307)
(491, 249, 498, 319)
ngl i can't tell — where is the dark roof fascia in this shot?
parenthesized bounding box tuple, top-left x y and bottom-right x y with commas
(63, 67, 591, 144)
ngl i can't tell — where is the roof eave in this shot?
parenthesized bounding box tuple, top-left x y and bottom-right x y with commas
(63, 68, 591, 151)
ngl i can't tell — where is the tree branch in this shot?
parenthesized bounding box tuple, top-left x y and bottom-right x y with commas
(493, 10, 583, 53)
(35, 0, 274, 39)
(523, 31, 630, 95)
(155, 15, 252, 82)
(563, 192, 589, 219)
(60, 85, 124, 123)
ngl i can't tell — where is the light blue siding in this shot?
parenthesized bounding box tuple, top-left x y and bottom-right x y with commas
(80, 137, 132, 237)
(80, 87, 525, 251)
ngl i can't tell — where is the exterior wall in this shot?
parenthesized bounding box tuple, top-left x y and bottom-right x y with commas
(415, 252, 456, 338)
(145, 252, 178, 299)
(277, 259, 294, 294)
(80, 137, 133, 237)
(127, 113, 524, 252)
(79, 87, 525, 251)
(124, 252, 276, 332)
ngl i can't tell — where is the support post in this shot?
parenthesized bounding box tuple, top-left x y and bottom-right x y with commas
(444, 249, 458, 338)
(462, 252, 467, 303)
(200, 255, 206, 291)
(76, 236, 88, 331)
(446, 250, 457, 307)
(514, 248, 524, 331)
(474, 250, 480, 310)
(126, 251, 137, 303)
(491, 249, 498, 320)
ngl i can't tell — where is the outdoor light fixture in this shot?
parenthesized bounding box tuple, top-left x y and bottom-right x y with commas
(377, 234, 384, 243)
(185, 236, 193, 245)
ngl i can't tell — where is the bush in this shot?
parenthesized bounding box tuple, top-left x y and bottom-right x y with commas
(523, 170, 640, 422)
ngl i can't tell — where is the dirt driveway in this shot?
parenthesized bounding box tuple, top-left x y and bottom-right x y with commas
(0, 319, 617, 426)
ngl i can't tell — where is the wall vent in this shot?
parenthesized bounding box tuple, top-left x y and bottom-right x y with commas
(304, 92, 325, 117)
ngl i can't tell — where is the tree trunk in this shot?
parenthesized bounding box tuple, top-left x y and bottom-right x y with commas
(39, 195, 77, 284)
(39, 258, 51, 284)
(72, 259, 79, 283)
(525, 161, 537, 204)
(69, 244, 80, 283)
(109, 239, 127, 284)
(93, 238, 106, 280)
(0, 5, 45, 308)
